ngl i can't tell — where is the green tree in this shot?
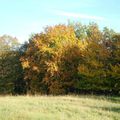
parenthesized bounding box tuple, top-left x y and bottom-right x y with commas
(0, 35, 26, 94)
(107, 34, 120, 94)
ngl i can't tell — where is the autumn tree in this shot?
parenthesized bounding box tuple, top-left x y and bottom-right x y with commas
(21, 25, 84, 94)
(17, 22, 120, 95)
(106, 34, 120, 94)
(76, 23, 119, 94)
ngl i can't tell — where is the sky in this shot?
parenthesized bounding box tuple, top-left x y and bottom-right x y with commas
(0, 0, 120, 43)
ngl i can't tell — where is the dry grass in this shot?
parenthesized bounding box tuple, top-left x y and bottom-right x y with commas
(0, 95, 119, 120)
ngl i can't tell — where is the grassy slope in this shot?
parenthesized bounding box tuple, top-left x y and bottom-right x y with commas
(0, 95, 119, 120)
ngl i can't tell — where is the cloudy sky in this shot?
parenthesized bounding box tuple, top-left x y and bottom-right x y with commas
(0, 0, 119, 43)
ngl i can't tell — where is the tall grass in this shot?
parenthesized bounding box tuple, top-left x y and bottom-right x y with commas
(0, 95, 119, 120)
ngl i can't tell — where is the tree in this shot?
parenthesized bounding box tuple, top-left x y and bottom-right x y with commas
(77, 24, 112, 93)
(0, 35, 26, 94)
(21, 23, 120, 95)
(107, 34, 120, 94)
(21, 24, 84, 94)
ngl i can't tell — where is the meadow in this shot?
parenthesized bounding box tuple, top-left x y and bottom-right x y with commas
(0, 95, 120, 120)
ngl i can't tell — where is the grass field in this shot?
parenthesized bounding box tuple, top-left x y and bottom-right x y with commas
(0, 95, 120, 120)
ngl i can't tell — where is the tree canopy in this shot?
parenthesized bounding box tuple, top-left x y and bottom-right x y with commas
(0, 23, 120, 95)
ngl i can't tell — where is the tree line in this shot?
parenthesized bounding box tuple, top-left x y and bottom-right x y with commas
(0, 22, 120, 95)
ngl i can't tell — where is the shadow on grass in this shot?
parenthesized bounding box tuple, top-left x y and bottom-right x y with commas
(105, 96, 120, 103)
(102, 106, 120, 113)
(87, 105, 120, 114)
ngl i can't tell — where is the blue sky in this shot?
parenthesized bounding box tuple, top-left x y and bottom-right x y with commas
(0, 0, 120, 43)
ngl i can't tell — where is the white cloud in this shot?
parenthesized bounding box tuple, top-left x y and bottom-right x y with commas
(55, 10, 105, 21)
